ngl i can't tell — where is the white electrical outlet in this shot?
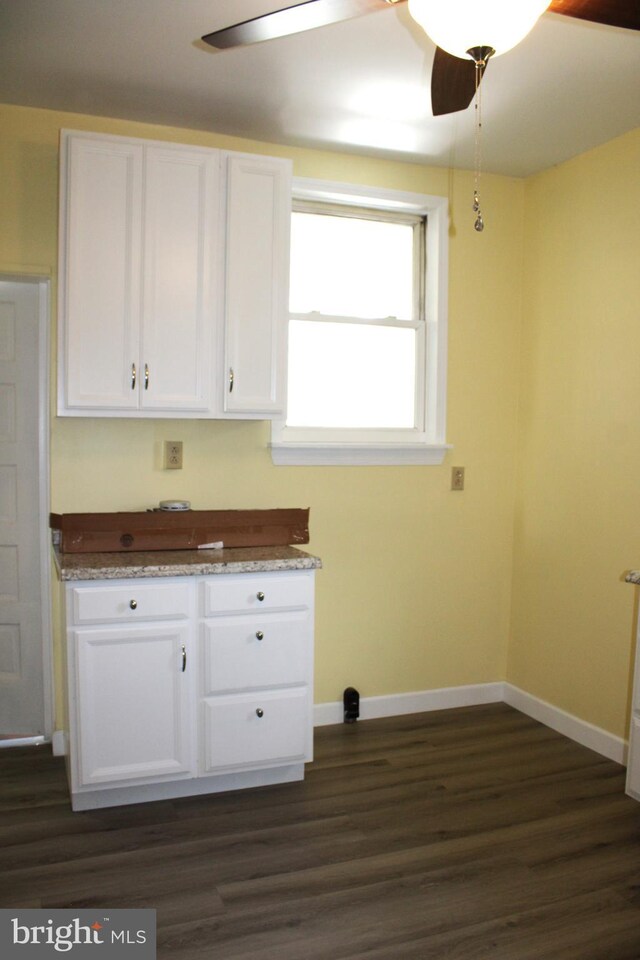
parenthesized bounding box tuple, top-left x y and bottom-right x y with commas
(164, 440, 183, 470)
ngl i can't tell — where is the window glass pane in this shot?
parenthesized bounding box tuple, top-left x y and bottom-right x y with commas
(290, 212, 414, 320)
(286, 320, 416, 429)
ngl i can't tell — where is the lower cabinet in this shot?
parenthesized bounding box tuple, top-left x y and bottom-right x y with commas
(62, 569, 315, 810)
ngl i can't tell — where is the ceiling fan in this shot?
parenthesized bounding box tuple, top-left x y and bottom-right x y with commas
(202, 0, 640, 116)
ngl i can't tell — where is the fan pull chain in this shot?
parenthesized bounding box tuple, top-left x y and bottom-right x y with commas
(473, 57, 484, 232)
(467, 45, 494, 232)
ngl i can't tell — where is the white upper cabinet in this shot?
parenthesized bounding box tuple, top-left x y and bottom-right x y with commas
(59, 132, 219, 416)
(58, 131, 292, 419)
(222, 153, 291, 417)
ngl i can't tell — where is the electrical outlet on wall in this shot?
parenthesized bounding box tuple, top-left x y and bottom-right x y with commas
(451, 466, 465, 491)
(164, 440, 183, 470)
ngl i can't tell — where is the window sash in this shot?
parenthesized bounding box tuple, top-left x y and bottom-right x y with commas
(286, 316, 425, 432)
(291, 199, 425, 327)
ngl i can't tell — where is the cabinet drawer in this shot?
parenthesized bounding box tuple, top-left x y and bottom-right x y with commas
(201, 572, 313, 617)
(201, 688, 310, 773)
(201, 613, 310, 694)
(70, 581, 192, 625)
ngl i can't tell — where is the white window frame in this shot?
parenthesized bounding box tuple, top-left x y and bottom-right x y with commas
(270, 178, 450, 466)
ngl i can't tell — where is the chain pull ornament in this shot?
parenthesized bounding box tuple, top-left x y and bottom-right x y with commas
(467, 46, 494, 233)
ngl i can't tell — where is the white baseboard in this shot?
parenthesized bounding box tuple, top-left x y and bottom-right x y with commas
(502, 683, 626, 765)
(314, 682, 627, 766)
(314, 682, 504, 727)
(51, 730, 68, 757)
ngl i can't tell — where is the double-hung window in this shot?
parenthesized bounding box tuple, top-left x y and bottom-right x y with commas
(270, 179, 449, 465)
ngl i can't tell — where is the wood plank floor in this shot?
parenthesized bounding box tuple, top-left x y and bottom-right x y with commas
(1, 703, 639, 959)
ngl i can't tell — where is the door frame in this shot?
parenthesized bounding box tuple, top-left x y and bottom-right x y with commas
(0, 274, 53, 740)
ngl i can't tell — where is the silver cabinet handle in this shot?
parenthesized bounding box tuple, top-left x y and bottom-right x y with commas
(257, 592, 265, 602)
(255, 631, 264, 641)
(229, 367, 234, 393)
(181, 643, 187, 673)
(131, 363, 137, 390)
(144, 363, 150, 390)
(256, 708, 264, 718)
(129, 599, 137, 610)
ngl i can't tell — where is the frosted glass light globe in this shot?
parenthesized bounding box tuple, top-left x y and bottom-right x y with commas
(407, 0, 550, 60)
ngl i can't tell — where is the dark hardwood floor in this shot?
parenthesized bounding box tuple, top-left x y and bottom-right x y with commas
(1, 703, 639, 959)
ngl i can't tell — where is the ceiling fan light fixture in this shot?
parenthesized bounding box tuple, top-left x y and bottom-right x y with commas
(407, 0, 551, 60)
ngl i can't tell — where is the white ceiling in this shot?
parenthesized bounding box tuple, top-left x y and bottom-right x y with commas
(0, 0, 639, 177)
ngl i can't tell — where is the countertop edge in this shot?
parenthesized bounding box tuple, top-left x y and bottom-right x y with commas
(54, 546, 322, 582)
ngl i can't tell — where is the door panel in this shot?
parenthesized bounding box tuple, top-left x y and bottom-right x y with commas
(223, 154, 291, 416)
(0, 281, 46, 736)
(141, 145, 218, 411)
(61, 135, 142, 410)
(74, 625, 194, 786)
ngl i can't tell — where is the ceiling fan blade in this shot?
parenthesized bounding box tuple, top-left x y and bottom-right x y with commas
(431, 47, 484, 116)
(202, 0, 403, 50)
(547, 0, 640, 31)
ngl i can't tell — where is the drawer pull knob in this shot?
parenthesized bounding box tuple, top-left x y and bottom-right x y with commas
(257, 591, 265, 602)
(256, 708, 264, 718)
(256, 631, 264, 641)
(129, 599, 138, 610)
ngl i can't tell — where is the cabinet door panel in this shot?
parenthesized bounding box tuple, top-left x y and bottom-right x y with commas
(142, 146, 218, 411)
(61, 135, 142, 410)
(74, 625, 193, 786)
(201, 612, 310, 694)
(223, 154, 291, 416)
(201, 688, 309, 774)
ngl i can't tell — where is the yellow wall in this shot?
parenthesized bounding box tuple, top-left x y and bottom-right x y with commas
(5, 104, 638, 741)
(1, 104, 524, 727)
(509, 129, 640, 738)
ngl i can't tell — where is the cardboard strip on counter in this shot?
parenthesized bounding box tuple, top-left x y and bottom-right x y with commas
(50, 508, 310, 554)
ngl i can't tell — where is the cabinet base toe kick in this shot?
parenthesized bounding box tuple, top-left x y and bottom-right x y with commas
(69, 762, 306, 811)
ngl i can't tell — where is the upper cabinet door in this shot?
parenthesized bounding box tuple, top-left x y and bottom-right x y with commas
(60, 135, 143, 410)
(223, 154, 292, 417)
(58, 132, 292, 420)
(141, 146, 219, 412)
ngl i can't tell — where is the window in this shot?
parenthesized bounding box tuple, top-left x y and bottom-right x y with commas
(270, 179, 449, 465)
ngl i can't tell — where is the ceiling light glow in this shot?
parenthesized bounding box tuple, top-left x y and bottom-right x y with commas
(407, 0, 550, 60)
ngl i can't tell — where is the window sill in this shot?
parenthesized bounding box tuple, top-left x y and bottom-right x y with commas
(270, 442, 451, 466)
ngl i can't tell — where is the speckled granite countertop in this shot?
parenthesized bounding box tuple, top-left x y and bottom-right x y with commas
(55, 545, 322, 582)
(626, 571, 640, 585)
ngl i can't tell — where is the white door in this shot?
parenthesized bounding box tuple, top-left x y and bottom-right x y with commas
(0, 280, 48, 737)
